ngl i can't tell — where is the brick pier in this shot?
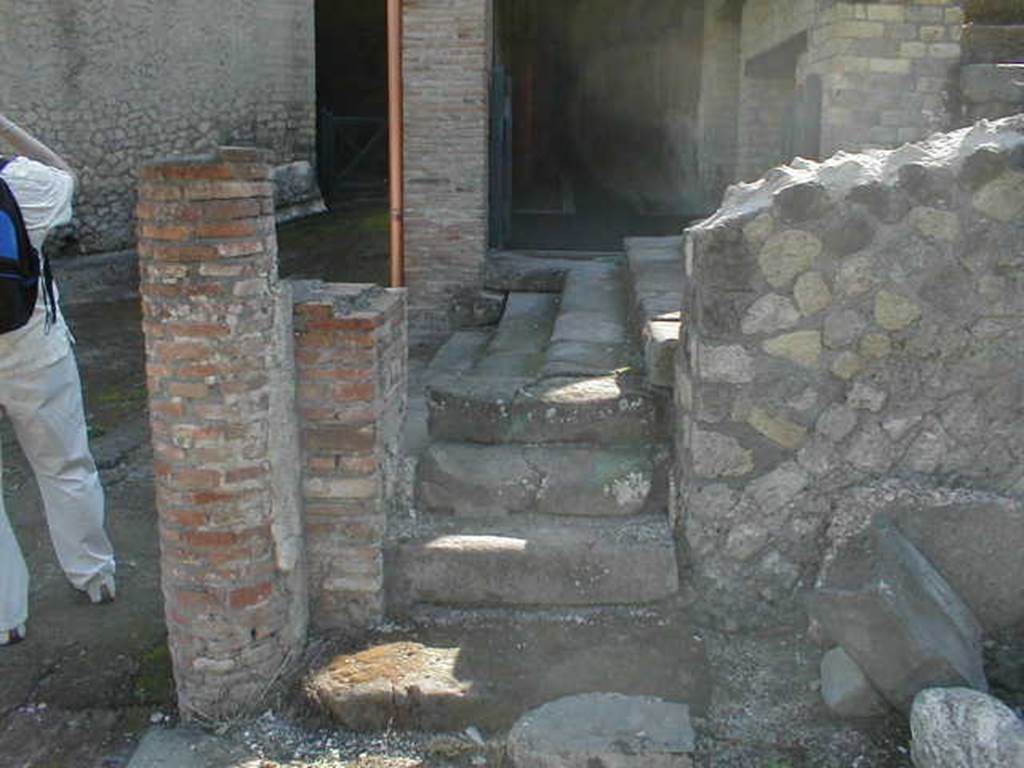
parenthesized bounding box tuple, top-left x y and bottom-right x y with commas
(137, 147, 406, 718)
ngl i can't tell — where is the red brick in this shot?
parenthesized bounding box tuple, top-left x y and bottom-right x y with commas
(228, 582, 273, 609)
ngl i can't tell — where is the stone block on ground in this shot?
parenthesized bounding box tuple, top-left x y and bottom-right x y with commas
(307, 642, 481, 732)
(820, 647, 889, 719)
(508, 693, 695, 768)
(808, 518, 987, 713)
(910, 687, 1024, 768)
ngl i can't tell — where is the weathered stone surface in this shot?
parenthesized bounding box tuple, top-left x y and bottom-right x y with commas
(508, 693, 695, 768)
(698, 344, 755, 383)
(820, 647, 889, 719)
(874, 290, 921, 331)
(909, 206, 960, 243)
(449, 289, 507, 328)
(963, 23, 1024, 64)
(910, 687, 1024, 768)
(793, 271, 832, 316)
(816, 405, 858, 443)
(763, 331, 822, 369)
(742, 213, 774, 247)
(758, 230, 821, 288)
(741, 294, 800, 335)
(746, 408, 808, 450)
(691, 429, 754, 478)
(961, 63, 1024, 105)
(831, 352, 864, 381)
(858, 332, 891, 360)
(774, 182, 830, 224)
(393, 516, 679, 609)
(644, 321, 680, 389)
(808, 519, 988, 713)
(973, 170, 1024, 222)
(823, 309, 866, 350)
(836, 256, 879, 298)
(308, 642, 479, 731)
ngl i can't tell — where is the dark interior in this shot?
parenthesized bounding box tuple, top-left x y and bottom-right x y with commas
(492, 0, 707, 251)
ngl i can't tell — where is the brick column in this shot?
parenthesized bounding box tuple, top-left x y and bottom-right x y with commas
(292, 283, 407, 631)
(137, 147, 307, 719)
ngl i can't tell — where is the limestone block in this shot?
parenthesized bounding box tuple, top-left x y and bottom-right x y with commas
(794, 272, 833, 316)
(973, 171, 1024, 223)
(741, 294, 800, 335)
(763, 331, 823, 369)
(911, 688, 1024, 768)
(698, 344, 755, 383)
(747, 407, 809, 450)
(508, 694, 695, 768)
(759, 230, 821, 288)
(808, 518, 988, 714)
(691, 429, 754, 479)
(909, 206, 960, 242)
(820, 647, 889, 719)
(875, 290, 921, 331)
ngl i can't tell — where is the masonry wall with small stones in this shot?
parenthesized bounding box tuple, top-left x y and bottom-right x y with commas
(675, 116, 1024, 631)
(138, 148, 406, 717)
(726, 0, 966, 184)
(403, 0, 491, 345)
(1, 1, 315, 255)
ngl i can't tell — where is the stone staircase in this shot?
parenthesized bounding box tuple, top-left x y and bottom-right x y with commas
(389, 241, 686, 616)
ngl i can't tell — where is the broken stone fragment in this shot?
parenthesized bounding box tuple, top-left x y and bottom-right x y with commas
(820, 647, 889, 719)
(910, 687, 1024, 768)
(507, 693, 695, 768)
(807, 517, 987, 713)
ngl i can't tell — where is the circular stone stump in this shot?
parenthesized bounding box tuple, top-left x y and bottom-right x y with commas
(507, 693, 695, 768)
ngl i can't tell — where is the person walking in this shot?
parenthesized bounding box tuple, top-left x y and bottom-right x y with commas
(0, 113, 116, 647)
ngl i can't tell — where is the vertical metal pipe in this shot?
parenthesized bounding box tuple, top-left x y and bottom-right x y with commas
(387, 0, 405, 288)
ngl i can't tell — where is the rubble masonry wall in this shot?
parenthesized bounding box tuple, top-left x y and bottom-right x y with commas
(2, 0, 315, 254)
(676, 116, 1024, 630)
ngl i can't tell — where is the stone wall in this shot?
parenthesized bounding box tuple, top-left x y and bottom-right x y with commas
(1, 1, 316, 255)
(810, 0, 964, 155)
(676, 116, 1024, 630)
(697, 0, 742, 205)
(138, 148, 407, 716)
(294, 283, 406, 632)
(403, 0, 491, 344)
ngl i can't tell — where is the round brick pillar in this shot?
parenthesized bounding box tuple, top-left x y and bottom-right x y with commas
(137, 147, 306, 719)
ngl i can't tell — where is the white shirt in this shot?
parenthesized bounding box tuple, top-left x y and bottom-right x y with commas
(0, 157, 75, 374)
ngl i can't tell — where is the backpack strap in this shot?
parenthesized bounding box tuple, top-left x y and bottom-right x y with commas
(0, 156, 57, 329)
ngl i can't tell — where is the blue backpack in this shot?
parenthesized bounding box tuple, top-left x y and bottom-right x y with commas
(0, 157, 56, 334)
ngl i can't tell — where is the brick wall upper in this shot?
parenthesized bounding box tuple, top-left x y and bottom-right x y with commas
(1, 1, 316, 255)
(403, 0, 491, 344)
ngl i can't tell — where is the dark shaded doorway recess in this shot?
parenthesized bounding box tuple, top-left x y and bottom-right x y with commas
(300, 1, 389, 287)
(492, 0, 706, 251)
(315, 0, 389, 207)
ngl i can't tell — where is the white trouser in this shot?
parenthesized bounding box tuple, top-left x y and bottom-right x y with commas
(0, 347, 114, 632)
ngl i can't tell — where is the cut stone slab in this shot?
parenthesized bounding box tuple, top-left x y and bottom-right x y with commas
(808, 517, 987, 713)
(643, 321, 680, 389)
(428, 373, 662, 445)
(308, 613, 709, 733)
(820, 647, 889, 719)
(391, 515, 679, 609)
(416, 442, 659, 518)
(484, 250, 621, 292)
(963, 24, 1024, 64)
(961, 63, 1024, 105)
(910, 687, 1024, 768)
(426, 330, 492, 383)
(307, 642, 482, 732)
(508, 693, 695, 768)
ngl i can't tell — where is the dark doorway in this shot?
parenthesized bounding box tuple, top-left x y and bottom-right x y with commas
(314, 0, 388, 208)
(492, 0, 706, 251)
(277, 2, 390, 287)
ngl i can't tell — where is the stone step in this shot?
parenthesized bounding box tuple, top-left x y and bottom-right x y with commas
(428, 261, 663, 444)
(416, 442, 668, 518)
(389, 514, 679, 610)
(425, 328, 492, 382)
(624, 236, 686, 389)
(428, 371, 664, 444)
(484, 249, 623, 292)
(305, 608, 709, 732)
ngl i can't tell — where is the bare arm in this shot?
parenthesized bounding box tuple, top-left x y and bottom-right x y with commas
(0, 113, 78, 191)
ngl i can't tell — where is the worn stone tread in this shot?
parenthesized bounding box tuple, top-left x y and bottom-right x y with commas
(391, 514, 679, 608)
(625, 236, 685, 389)
(484, 250, 622, 292)
(416, 441, 663, 517)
